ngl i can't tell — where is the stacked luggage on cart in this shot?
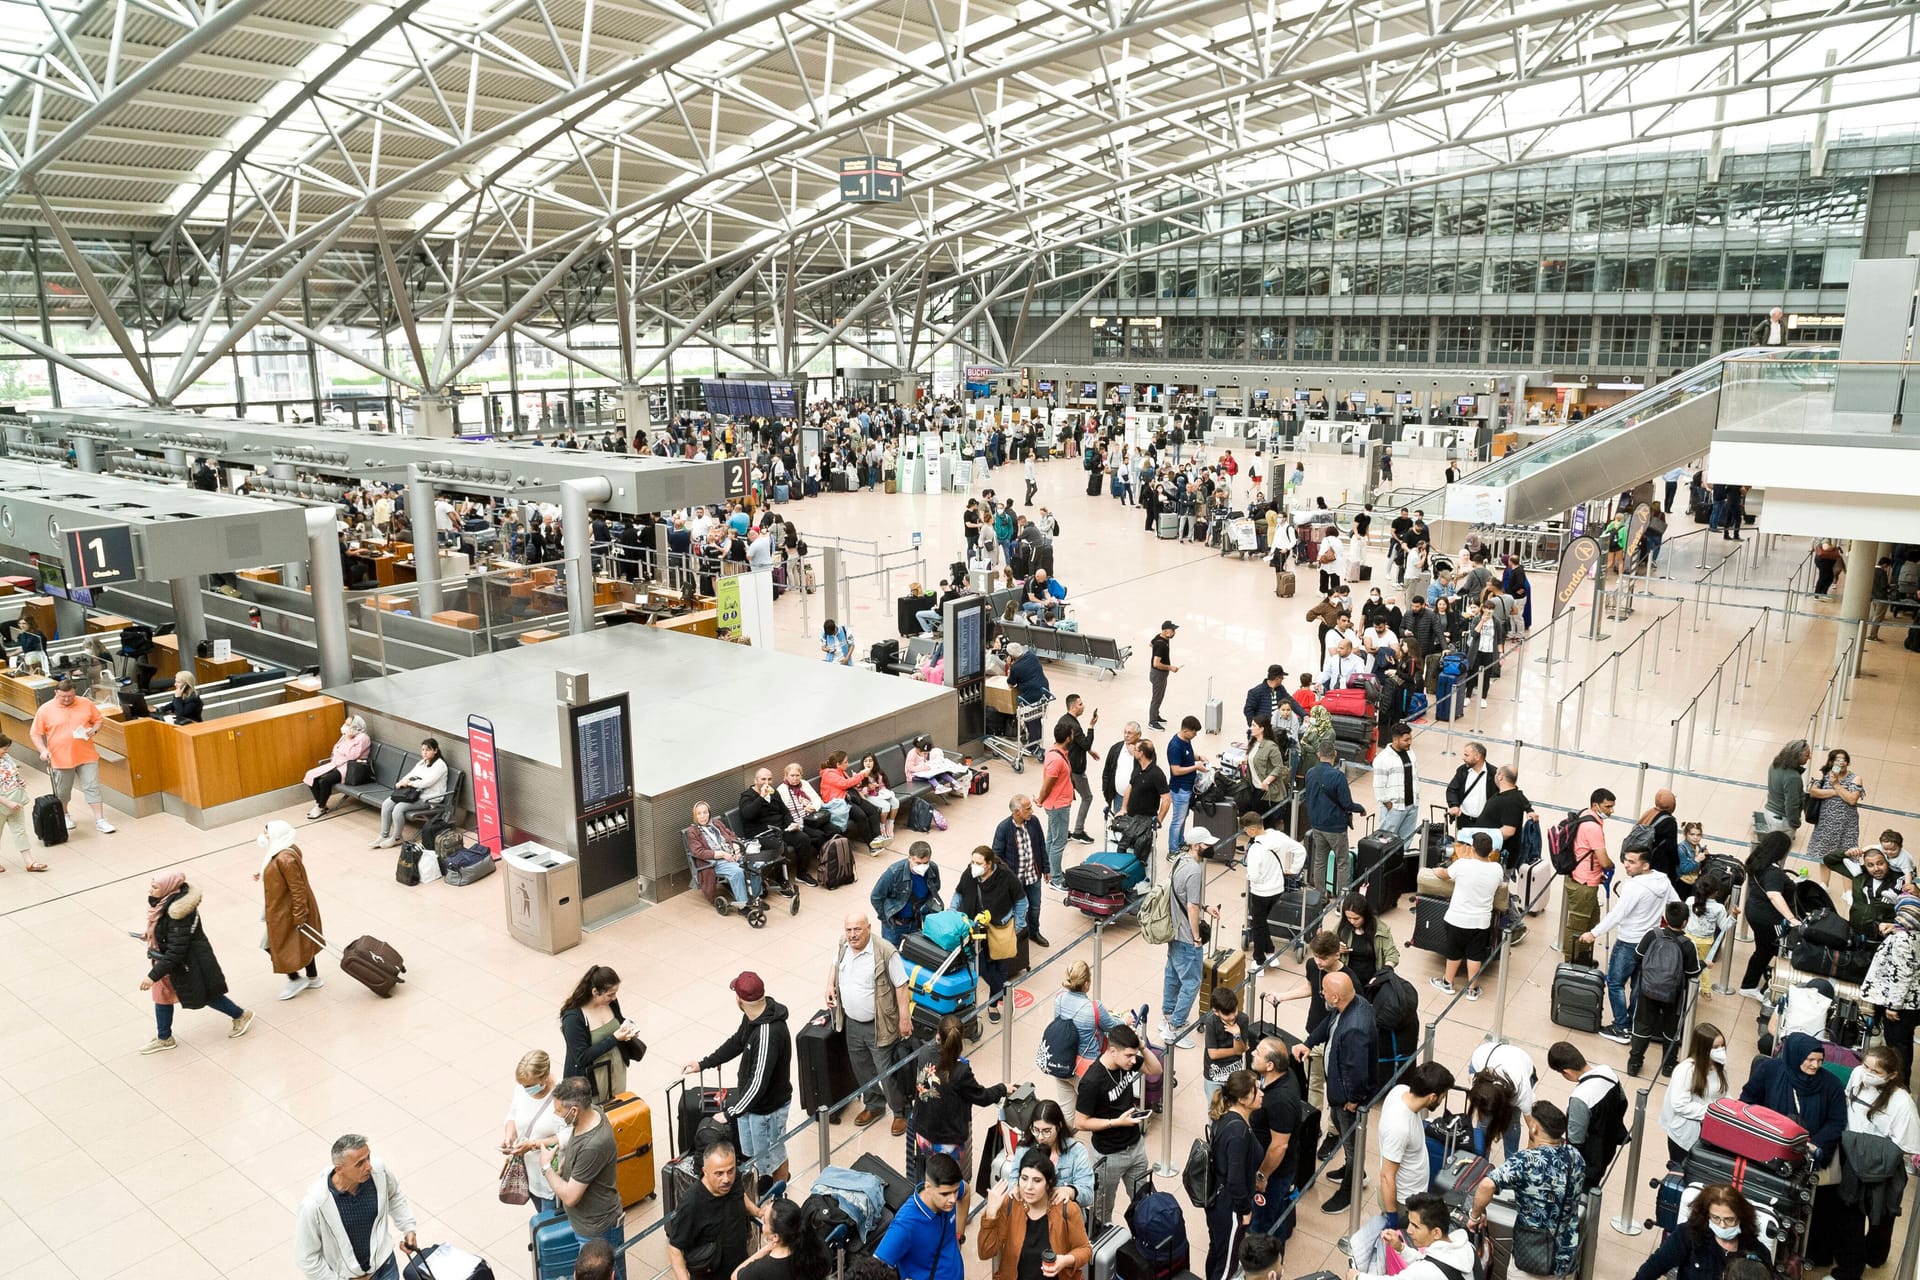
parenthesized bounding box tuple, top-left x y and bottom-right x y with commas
(1319, 682, 1378, 764)
(1651, 1099, 1816, 1270)
(1064, 850, 1148, 919)
(901, 916, 982, 1040)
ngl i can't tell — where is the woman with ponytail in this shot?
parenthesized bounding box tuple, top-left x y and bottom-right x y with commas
(1203, 1070, 1262, 1280)
(909, 1013, 1010, 1240)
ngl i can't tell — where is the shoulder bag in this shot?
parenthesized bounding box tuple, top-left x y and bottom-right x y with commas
(1509, 1148, 1575, 1275)
(498, 1156, 531, 1205)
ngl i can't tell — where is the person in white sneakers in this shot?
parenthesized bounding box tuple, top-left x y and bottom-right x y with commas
(29, 677, 114, 833)
(1429, 832, 1505, 1002)
(1370, 722, 1420, 849)
(257, 820, 326, 1001)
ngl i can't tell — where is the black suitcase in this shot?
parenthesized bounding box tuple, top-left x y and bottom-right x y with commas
(851, 1152, 915, 1212)
(1681, 1143, 1814, 1212)
(1355, 831, 1404, 881)
(1064, 862, 1127, 896)
(670, 1073, 728, 1157)
(900, 931, 969, 973)
(1411, 895, 1448, 952)
(897, 596, 930, 637)
(1266, 888, 1329, 947)
(912, 1000, 980, 1043)
(1329, 713, 1373, 743)
(795, 1008, 860, 1119)
(1550, 960, 1607, 1033)
(871, 639, 902, 671)
(32, 794, 67, 845)
(661, 1151, 700, 1218)
(1423, 812, 1452, 868)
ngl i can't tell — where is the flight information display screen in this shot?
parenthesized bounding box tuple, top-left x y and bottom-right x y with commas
(953, 600, 987, 682)
(570, 698, 633, 811)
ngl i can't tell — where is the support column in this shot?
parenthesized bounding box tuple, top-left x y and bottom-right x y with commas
(821, 545, 848, 625)
(168, 576, 207, 661)
(163, 446, 187, 467)
(1836, 538, 1876, 672)
(272, 462, 308, 588)
(620, 383, 648, 446)
(72, 436, 99, 472)
(412, 394, 456, 439)
(408, 465, 444, 617)
(560, 478, 613, 634)
(305, 507, 352, 687)
(895, 374, 917, 406)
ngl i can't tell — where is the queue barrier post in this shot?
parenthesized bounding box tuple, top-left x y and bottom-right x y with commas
(1487, 928, 1513, 1043)
(1609, 1087, 1651, 1236)
(1153, 1040, 1181, 1178)
(816, 1104, 832, 1174)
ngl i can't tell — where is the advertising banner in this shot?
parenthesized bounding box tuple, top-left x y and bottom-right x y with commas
(468, 714, 502, 852)
(1553, 536, 1602, 618)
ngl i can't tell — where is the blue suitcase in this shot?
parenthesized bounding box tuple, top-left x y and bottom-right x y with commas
(904, 960, 977, 1014)
(775, 483, 790, 503)
(1435, 670, 1463, 722)
(1654, 1164, 1685, 1232)
(1084, 849, 1147, 889)
(531, 1207, 579, 1280)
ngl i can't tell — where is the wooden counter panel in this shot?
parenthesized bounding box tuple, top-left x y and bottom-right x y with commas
(170, 697, 345, 810)
(91, 715, 170, 797)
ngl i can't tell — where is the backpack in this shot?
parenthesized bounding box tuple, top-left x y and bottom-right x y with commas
(1620, 822, 1655, 855)
(1574, 1074, 1630, 1186)
(818, 836, 855, 889)
(1037, 1010, 1080, 1079)
(907, 797, 935, 832)
(1639, 929, 1692, 1004)
(1547, 811, 1597, 875)
(1123, 1185, 1190, 1279)
(1138, 865, 1177, 945)
(1181, 1125, 1218, 1209)
(395, 841, 424, 887)
(1367, 967, 1421, 1035)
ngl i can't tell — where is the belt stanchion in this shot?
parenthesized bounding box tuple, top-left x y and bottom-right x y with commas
(1153, 1040, 1181, 1178)
(1347, 1106, 1372, 1236)
(816, 1104, 832, 1173)
(1002, 989, 1016, 1082)
(1422, 1018, 1439, 1063)
(1552, 877, 1569, 954)
(1730, 634, 1747, 706)
(1609, 1086, 1652, 1236)
(1707, 668, 1725, 736)
(1572, 676, 1591, 751)
(1486, 927, 1514, 1043)
(1548, 700, 1566, 778)
(1579, 1187, 1608, 1277)
(1632, 761, 1649, 818)
(1090, 922, 1105, 1002)
(1713, 915, 1743, 995)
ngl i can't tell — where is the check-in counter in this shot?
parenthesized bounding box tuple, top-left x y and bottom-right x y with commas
(164, 696, 345, 815)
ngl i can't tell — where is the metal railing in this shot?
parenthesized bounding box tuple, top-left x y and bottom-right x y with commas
(1806, 632, 1861, 754)
(1664, 608, 1770, 779)
(1545, 604, 1680, 775)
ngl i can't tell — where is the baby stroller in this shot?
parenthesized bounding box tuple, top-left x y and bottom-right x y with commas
(683, 822, 800, 928)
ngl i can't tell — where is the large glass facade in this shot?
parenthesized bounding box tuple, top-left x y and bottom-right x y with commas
(1011, 137, 1908, 373)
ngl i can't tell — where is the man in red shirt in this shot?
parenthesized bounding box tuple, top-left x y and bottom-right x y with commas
(1039, 722, 1075, 892)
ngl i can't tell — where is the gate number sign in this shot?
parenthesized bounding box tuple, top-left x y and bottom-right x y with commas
(65, 524, 138, 588)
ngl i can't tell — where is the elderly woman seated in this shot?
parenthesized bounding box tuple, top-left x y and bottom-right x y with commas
(683, 800, 797, 926)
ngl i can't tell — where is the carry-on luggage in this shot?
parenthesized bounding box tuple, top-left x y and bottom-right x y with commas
(301, 926, 406, 997)
(1157, 513, 1180, 539)
(1090, 1224, 1132, 1280)
(1197, 948, 1248, 1017)
(1067, 888, 1130, 919)
(669, 1072, 728, 1158)
(1654, 1163, 1686, 1231)
(900, 930, 967, 970)
(1680, 1143, 1814, 1212)
(1550, 960, 1606, 1032)
(1275, 570, 1296, 599)
(1203, 679, 1224, 735)
(1699, 1100, 1810, 1168)
(660, 1150, 700, 1217)
(403, 1242, 493, 1280)
(1356, 831, 1405, 881)
(1319, 687, 1371, 718)
(531, 1206, 581, 1280)
(1510, 857, 1552, 916)
(1267, 888, 1329, 948)
(1435, 1151, 1493, 1207)
(851, 1152, 915, 1213)
(911, 1000, 980, 1043)
(32, 794, 66, 846)
(904, 960, 977, 1014)
(1410, 894, 1448, 952)
(1070, 850, 1148, 892)
(795, 1007, 861, 1119)
(604, 1091, 656, 1207)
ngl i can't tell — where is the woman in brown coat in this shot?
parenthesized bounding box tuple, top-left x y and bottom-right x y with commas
(254, 819, 325, 1001)
(977, 1150, 1092, 1280)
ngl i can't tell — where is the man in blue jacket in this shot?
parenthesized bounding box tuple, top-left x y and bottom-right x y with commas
(875, 1152, 965, 1280)
(1303, 745, 1366, 896)
(992, 794, 1049, 947)
(1295, 970, 1377, 1214)
(870, 841, 944, 945)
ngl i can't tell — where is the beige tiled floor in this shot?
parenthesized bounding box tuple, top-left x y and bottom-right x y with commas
(1, 448, 1914, 1279)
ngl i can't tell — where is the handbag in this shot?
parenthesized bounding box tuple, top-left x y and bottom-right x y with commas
(498, 1156, 530, 1205)
(1804, 777, 1825, 825)
(824, 797, 851, 832)
(1511, 1223, 1559, 1276)
(391, 784, 422, 803)
(344, 759, 373, 786)
(985, 917, 1019, 960)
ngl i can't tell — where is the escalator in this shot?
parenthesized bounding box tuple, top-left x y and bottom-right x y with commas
(1415, 346, 1838, 527)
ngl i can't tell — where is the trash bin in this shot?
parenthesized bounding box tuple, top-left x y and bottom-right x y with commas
(502, 841, 581, 954)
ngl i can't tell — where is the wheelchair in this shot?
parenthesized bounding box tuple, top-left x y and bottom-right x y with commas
(683, 827, 800, 928)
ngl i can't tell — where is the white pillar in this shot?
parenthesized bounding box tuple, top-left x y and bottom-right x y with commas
(413, 394, 456, 439)
(408, 465, 443, 616)
(305, 507, 353, 687)
(560, 478, 613, 633)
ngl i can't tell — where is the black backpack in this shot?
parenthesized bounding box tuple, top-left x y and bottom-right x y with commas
(1574, 1073, 1630, 1190)
(1638, 929, 1693, 1005)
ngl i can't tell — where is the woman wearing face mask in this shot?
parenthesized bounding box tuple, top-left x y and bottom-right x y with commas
(1658, 1023, 1730, 1165)
(1740, 1033, 1846, 1169)
(1360, 588, 1401, 635)
(1821, 1046, 1920, 1280)
(253, 819, 325, 1001)
(137, 871, 255, 1053)
(1806, 748, 1865, 879)
(1630, 1183, 1770, 1280)
(954, 846, 1022, 1021)
(501, 1050, 561, 1214)
(1861, 894, 1920, 1066)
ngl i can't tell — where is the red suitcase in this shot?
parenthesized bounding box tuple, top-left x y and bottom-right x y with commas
(1700, 1100, 1809, 1167)
(1067, 889, 1129, 919)
(1319, 687, 1370, 718)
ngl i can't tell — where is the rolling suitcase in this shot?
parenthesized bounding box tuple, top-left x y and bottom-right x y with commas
(1203, 679, 1224, 735)
(795, 1007, 860, 1119)
(1267, 888, 1329, 948)
(1510, 858, 1552, 916)
(1435, 1151, 1492, 1207)
(851, 1152, 915, 1213)
(1680, 1144, 1813, 1212)
(1699, 1101, 1810, 1167)
(32, 794, 67, 845)
(1275, 570, 1296, 599)
(1157, 513, 1180, 539)
(911, 1000, 980, 1043)
(1067, 888, 1129, 919)
(531, 1206, 580, 1280)
(900, 930, 966, 970)
(1065, 860, 1128, 897)
(1090, 1224, 1132, 1280)
(1197, 948, 1248, 1017)
(669, 1072, 728, 1157)
(1550, 960, 1607, 1033)
(660, 1151, 700, 1218)
(300, 927, 406, 997)
(605, 1091, 657, 1207)
(1411, 895, 1448, 952)
(1355, 831, 1404, 882)
(1654, 1164, 1686, 1231)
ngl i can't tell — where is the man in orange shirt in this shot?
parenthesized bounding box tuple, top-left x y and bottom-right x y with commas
(28, 678, 115, 834)
(1559, 789, 1615, 961)
(1039, 722, 1075, 891)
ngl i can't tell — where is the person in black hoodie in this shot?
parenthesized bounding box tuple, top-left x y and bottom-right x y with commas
(909, 1013, 1011, 1240)
(1204, 1071, 1262, 1280)
(138, 870, 255, 1053)
(683, 971, 794, 1183)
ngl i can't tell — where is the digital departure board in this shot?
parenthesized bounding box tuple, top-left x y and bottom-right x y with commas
(569, 697, 633, 812)
(953, 599, 987, 682)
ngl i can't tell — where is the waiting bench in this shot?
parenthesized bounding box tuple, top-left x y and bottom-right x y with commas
(336, 741, 466, 827)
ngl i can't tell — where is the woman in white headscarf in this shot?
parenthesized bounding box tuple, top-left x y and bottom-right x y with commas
(254, 819, 326, 1001)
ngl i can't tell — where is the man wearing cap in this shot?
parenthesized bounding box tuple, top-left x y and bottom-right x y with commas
(1243, 664, 1306, 736)
(827, 912, 914, 1136)
(1148, 621, 1181, 731)
(681, 972, 794, 1183)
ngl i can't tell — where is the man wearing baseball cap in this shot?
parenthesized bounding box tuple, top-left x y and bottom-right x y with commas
(1148, 620, 1181, 730)
(681, 971, 793, 1183)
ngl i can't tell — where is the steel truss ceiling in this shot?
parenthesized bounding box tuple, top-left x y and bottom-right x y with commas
(0, 0, 1915, 404)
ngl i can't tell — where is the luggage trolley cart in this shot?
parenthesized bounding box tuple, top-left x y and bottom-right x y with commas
(982, 692, 1052, 773)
